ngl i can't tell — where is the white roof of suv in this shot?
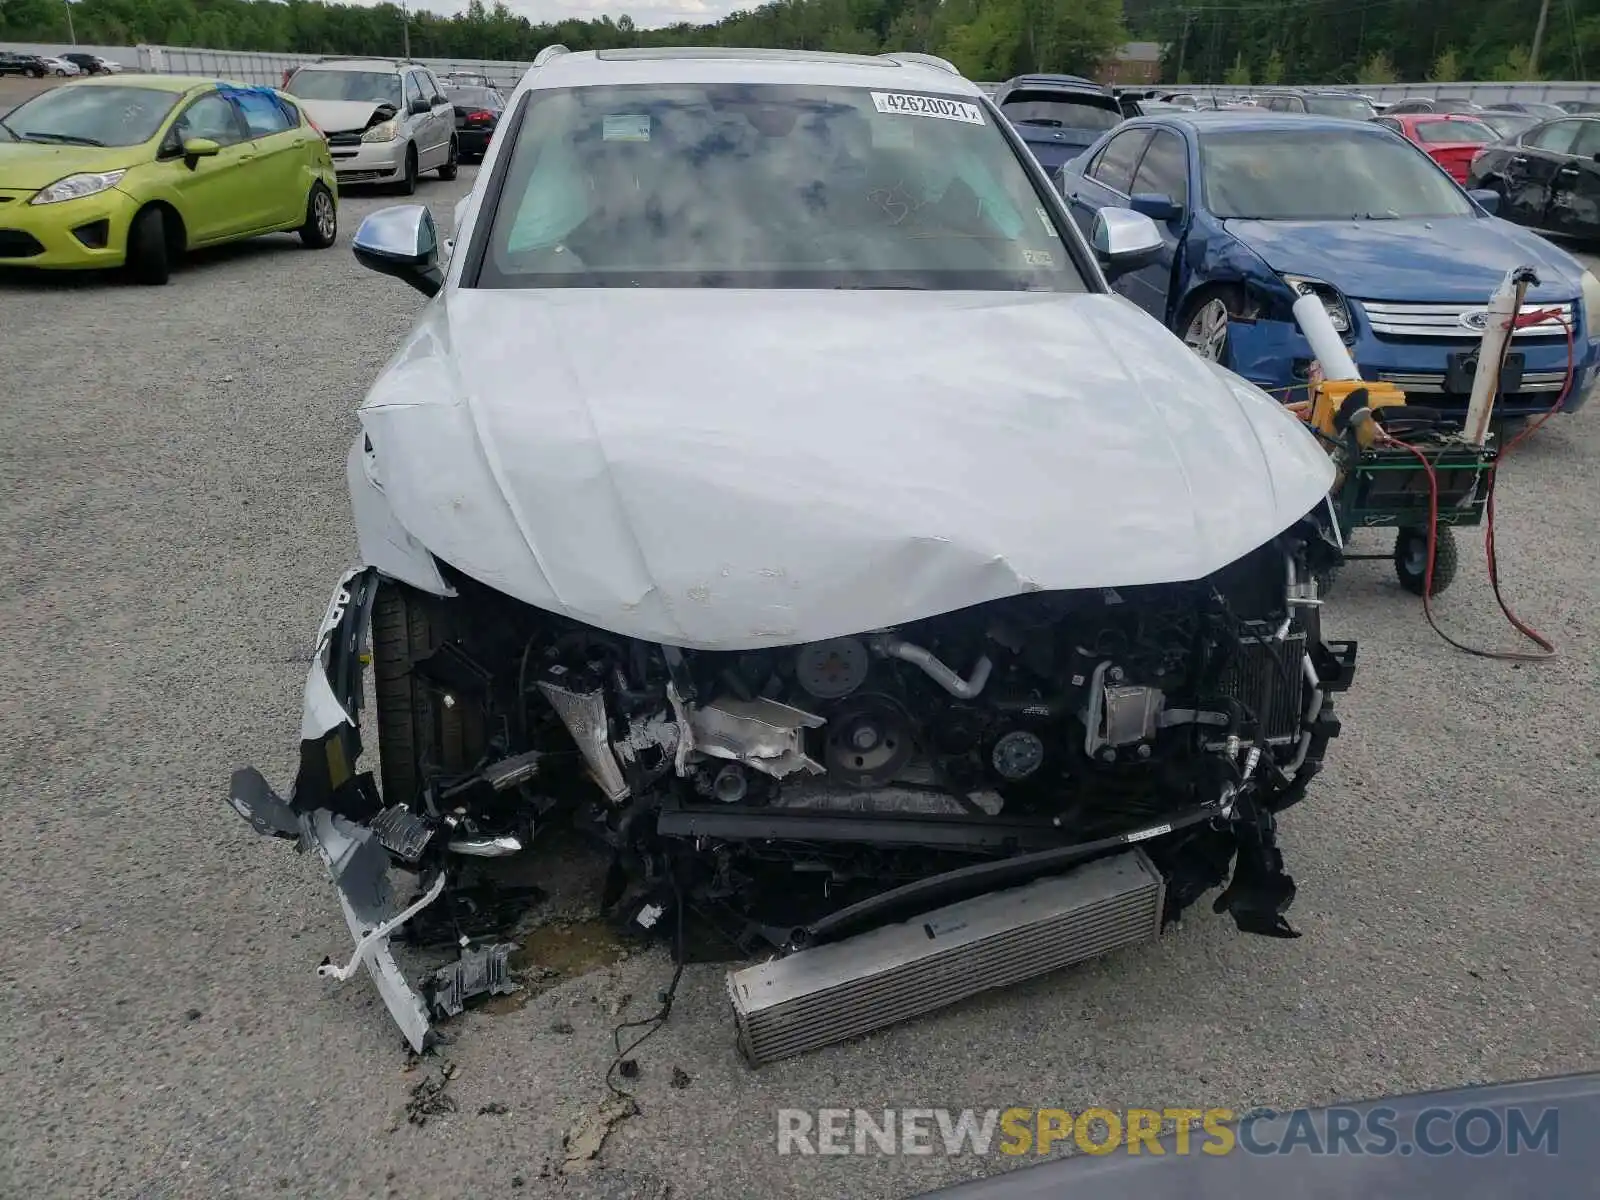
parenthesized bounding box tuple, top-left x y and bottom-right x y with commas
(519, 47, 982, 97)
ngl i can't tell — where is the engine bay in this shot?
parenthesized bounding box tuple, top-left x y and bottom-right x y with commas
(268, 511, 1356, 1002)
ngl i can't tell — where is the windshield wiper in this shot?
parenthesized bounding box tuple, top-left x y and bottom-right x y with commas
(1015, 118, 1064, 128)
(22, 131, 106, 146)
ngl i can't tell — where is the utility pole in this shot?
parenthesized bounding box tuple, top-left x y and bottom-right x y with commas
(1530, 0, 1550, 75)
(64, 0, 76, 45)
(1174, 11, 1193, 82)
(402, 1, 411, 59)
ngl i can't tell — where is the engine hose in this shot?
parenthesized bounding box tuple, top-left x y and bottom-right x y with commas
(1376, 294, 1561, 662)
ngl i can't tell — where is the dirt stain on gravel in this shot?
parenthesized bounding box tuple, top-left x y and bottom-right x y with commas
(483, 919, 632, 1013)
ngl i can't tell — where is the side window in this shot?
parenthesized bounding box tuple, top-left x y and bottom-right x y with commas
(1529, 119, 1582, 153)
(1375, 117, 1401, 133)
(425, 71, 448, 103)
(1088, 129, 1151, 194)
(1265, 96, 1290, 112)
(1129, 129, 1189, 206)
(1572, 120, 1600, 157)
(403, 73, 424, 113)
(234, 90, 293, 137)
(171, 92, 245, 148)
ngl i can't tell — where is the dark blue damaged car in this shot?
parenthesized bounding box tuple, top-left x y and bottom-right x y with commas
(1055, 110, 1600, 419)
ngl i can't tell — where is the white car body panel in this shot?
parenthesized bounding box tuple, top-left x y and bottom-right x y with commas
(294, 97, 389, 133)
(355, 286, 1333, 651)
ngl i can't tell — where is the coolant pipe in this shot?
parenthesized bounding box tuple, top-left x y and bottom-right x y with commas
(1293, 293, 1360, 381)
(870, 635, 993, 699)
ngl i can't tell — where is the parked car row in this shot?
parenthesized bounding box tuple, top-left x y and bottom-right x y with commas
(0, 50, 122, 76)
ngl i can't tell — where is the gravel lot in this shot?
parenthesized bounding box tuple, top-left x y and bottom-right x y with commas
(1, 164, 1596, 1200)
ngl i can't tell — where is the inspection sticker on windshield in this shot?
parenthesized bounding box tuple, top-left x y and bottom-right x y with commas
(603, 114, 651, 142)
(870, 92, 985, 125)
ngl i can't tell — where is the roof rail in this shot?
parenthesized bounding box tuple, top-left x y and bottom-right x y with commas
(533, 44, 570, 68)
(307, 54, 414, 65)
(879, 51, 961, 76)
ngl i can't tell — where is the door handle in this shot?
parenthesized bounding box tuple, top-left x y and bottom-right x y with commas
(1556, 165, 1579, 175)
(1510, 155, 1528, 165)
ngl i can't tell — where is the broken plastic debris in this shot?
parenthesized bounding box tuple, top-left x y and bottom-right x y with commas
(427, 942, 520, 1017)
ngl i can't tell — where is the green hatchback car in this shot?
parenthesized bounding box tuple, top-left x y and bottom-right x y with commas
(0, 75, 339, 284)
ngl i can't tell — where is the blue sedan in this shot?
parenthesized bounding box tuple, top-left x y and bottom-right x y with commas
(1055, 111, 1600, 418)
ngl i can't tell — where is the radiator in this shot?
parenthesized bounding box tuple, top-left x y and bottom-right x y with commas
(726, 850, 1165, 1065)
(1219, 630, 1306, 743)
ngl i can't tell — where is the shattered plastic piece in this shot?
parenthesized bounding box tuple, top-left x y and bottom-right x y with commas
(318, 872, 447, 982)
(483, 749, 541, 791)
(561, 1096, 638, 1174)
(427, 942, 520, 1018)
(687, 696, 826, 779)
(370, 806, 435, 861)
(670, 1067, 691, 1089)
(538, 673, 630, 802)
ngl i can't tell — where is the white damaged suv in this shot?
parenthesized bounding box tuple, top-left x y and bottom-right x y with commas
(285, 57, 459, 193)
(231, 46, 1358, 1052)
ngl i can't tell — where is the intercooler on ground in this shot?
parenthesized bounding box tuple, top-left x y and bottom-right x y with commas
(725, 850, 1165, 1065)
(1218, 629, 1306, 743)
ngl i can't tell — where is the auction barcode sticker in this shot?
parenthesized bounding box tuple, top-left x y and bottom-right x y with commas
(870, 92, 985, 125)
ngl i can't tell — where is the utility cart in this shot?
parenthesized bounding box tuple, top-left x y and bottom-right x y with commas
(1287, 266, 1539, 598)
(1321, 426, 1496, 596)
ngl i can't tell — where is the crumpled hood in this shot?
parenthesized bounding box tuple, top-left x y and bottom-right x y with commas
(295, 98, 391, 133)
(1226, 215, 1584, 302)
(0, 140, 136, 191)
(358, 288, 1333, 650)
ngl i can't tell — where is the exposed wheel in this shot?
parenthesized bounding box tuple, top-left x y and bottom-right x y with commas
(1177, 286, 1246, 366)
(438, 137, 459, 181)
(54, 68, 67, 76)
(125, 206, 170, 286)
(394, 146, 418, 196)
(371, 581, 484, 808)
(298, 182, 337, 248)
(1394, 525, 1458, 596)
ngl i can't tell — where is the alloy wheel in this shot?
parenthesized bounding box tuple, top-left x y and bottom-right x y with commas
(1183, 298, 1231, 361)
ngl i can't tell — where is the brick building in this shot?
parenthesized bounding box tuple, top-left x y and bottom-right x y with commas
(1098, 41, 1164, 85)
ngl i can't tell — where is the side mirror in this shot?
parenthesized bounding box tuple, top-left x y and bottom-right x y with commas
(408, 98, 431, 116)
(1467, 188, 1500, 216)
(1091, 207, 1163, 280)
(1129, 191, 1183, 224)
(353, 204, 443, 297)
(182, 137, 220, 166)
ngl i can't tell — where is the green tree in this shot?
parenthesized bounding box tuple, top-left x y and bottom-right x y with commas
(1491, 44, 1537, 81)
(1223, 52, 1250, 85)
(1427, 48, 1461, 83)
(1260, 48, 1285, 84)
(1356, 51, 1398, 84)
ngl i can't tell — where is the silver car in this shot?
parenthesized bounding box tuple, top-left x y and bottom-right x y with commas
(285, 57, 458, 193)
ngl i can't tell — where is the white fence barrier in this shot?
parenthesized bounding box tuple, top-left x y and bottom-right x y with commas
(3, 41, 1597, 106)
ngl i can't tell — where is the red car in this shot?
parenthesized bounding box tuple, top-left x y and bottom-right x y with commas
(1373, 113, 1499, 183)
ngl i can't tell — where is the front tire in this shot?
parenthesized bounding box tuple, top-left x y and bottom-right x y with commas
(126, 206, 170, 286)
(299, 182, 337, 249)
(372, 582, 484, 808)
(1176, 286, 1247, 367)
(438, 137, 459, 181)
(394, 146, 418, 196)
